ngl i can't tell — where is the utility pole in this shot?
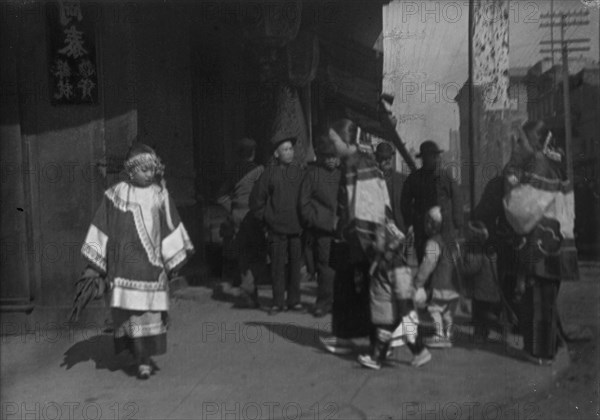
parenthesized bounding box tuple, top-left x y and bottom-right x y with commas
(539, 9, 590, 184)
(467, 0, 475, 215)
(550, 0, 554, 115)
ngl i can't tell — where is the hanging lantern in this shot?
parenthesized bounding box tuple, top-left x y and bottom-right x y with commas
(242, 1, 302, 82)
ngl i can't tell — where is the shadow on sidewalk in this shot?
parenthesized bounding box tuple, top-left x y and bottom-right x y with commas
(245, 322, 325, 350)
(415, 312, 530, 361)
(60, 334, 137, 377)
(421, 315, 569, 364)
(245, 321, 357, 361)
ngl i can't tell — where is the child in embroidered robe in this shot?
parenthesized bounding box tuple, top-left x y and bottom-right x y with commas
(81, 144, 194, 379)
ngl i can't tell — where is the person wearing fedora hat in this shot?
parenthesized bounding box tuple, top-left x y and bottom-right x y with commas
(415, 140, 443, 159)
(299, 135, 341, 317)
(250, 137, 305, 315)
(401, 140, 463, 264)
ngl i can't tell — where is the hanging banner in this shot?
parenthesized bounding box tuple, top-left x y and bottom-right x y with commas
(47, 0, 99, 105)
(473, 0, 510, 111)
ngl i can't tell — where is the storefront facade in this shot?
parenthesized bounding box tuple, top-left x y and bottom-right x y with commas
(1, 1, 391, 326)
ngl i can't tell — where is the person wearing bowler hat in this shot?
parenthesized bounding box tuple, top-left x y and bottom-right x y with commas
(249, 136, 305, 315)
(400, 140, 463, 264)
(298, 135, 342, 317)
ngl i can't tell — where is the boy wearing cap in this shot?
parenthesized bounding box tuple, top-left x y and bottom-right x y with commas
(250, 138, 305, 315)
(299, 136, 341, 317)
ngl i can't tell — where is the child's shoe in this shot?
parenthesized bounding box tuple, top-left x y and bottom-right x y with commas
(424, 334, 452, 348)
(358, 354, 382, 370)
(411, 348, 432, 367)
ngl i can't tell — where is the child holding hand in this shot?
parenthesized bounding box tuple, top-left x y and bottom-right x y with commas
(414, 206, 460, 348)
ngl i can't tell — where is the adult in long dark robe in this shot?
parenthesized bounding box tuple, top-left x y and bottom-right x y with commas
(470, 176, 517, 335)
(502, 121, 578, 362)
(319, 119, 382, 353)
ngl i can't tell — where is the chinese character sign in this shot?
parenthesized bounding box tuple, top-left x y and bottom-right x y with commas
(47, 0, 98, 105)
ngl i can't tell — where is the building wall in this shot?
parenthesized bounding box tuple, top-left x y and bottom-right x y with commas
(1, 2, 197, 324)
(1, 8, 34, 310)
(382, 0, 467, 159)
(133, 3, 194, 203)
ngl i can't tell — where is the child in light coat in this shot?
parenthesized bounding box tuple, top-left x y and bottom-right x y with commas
(357, 222, 432, 370)
(414, 206, 460, 348)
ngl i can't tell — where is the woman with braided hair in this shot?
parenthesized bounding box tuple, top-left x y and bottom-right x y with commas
(79, 143, 194, 379)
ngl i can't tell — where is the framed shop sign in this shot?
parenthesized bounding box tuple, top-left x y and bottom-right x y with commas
(47, 0, 99, 105)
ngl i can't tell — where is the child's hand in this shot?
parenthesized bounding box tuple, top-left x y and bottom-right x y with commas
(414, 287, 427, 307)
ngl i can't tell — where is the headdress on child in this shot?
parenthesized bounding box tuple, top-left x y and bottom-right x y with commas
(124, 143, 165, 178)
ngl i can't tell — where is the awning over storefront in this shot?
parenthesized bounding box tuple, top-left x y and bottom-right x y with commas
(319, 35, 385, 137)
(317, 33, 415, 169)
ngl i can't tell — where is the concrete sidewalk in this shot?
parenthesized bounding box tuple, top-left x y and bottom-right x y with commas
(1, 266, 598, 420)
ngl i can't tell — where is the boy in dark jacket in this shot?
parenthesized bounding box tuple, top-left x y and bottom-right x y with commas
(250, 137, 305, 315)
(299, 136, 341, 317)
